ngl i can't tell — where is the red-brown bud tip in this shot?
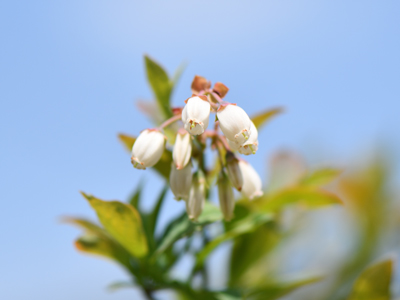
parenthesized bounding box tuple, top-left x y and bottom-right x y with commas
(191, 75, 211, 93)
(213, 82, 229, 98)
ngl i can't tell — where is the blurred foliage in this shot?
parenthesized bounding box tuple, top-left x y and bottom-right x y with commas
(64, 56, 400, 300)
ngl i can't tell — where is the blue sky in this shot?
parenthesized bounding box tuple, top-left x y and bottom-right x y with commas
(1, 1, 399, 299)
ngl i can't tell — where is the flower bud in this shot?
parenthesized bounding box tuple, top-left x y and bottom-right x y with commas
(225, 152, 243, 191)
(186, 172, 205, 221)
(191, 75, 211, 94)
(182, 96, 211, 135)
(173, 130, 192, 169)
(217, 104, 251, 145)
(170, 163, 192, 201)
(131, 129, 165, 169)
(238, 160, 263, 200)
(218, 172, 235, 221)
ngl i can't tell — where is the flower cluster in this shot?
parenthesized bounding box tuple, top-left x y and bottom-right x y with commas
(131, 76, 263, 221)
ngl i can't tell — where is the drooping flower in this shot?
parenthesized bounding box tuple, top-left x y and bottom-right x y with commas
(217, 104, 251, 145)
(172, 130, 192, 169)
(182, 96, 211, 135)
(170, 163, 192, 201)
(131, 129, 165, 169)
(239, 160, 263, 200)
(218, 172, 235, 221)
(227, 121, 258, 155)
(186, 172, 205, 221)
(225, 152, 243, 191)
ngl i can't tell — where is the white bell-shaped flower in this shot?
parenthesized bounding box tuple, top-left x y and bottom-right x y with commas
(217, 104, 251, 145)
(239, 160, 263, 200)
(170, 163, 192, 201)
(173, 130, 192, 169)
(182, 96, 211, 135)
(225, 152, 243, 191)
(218, 172, 235, 221)
(227, 121, 258, 155)
(131, 129, 165, 169)
(186, 172, 205, 221)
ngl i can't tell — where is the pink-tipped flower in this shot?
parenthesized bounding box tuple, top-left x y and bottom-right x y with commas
(225, 152, 243, 191)
(131, 129, 165, 169)
(227, 121, 258, 155)
(238, 160, 263, 200)
(170, 163, 192, 201)
(173, 130, 192, 169)
(217, 104, 251, 145)
(218, 172, 235, 221)
(186, 172, 205, 221)
(182, 96, 211, 135)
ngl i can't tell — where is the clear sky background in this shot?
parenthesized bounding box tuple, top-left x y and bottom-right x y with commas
(1, 1, 399, 299)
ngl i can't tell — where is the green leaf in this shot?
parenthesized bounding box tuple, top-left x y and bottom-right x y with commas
(142, 185, 168, 252)
(144, 55, 173, 119)
(262, 187, 342, 212)
(62, 217, 133, 270)
(247, 276, 322, 300)
(214, 290, 242, 300)
(196, 212, 273, 266)
(251, 107, 283, 130)
(82, 192, 148, 258)
(300, 168, 342, 187)
(156, 202, 223, 254)
(347, 259, 393, 300)
(128, 179, 144, 208)
(107, 281, 136, 291)
(118, 133, 172, 179)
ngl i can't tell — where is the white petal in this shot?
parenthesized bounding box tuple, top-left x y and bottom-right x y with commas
(217, 104, 251, 145)
(218, 173, 235, 221)
(182, 96, 211, 136)
(170, 164, 192, 201)
(173, 131, 192, 169)
(239, 160, 263, 200)
(226, 153, 243, 191)
(131, 130, 165, 169)
(186, 173, 205, 221)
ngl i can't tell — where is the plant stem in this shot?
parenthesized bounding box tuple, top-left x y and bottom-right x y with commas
(143, 288, 156, 300)
(158, 113, 181, 129)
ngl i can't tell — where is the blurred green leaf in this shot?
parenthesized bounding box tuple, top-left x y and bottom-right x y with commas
(247, 276, 322, 300)
(142, 185, 168, 253)
(63, 217, 133, 270)
(215, 290, 242, 300)
(82, 192, 148, 258)
(301, 168, 342, 187)
(262, 187, 342, 212)
(118, 133, 172, 179)
(107, 281, 136, 291)
(128, 179, 144, 208)
(156, 202, 223, 254)
(251, 107, 283, 130)
(196, 212, 273, 266)
(347, 259, 393, 300)
(144, 55, 173, 119)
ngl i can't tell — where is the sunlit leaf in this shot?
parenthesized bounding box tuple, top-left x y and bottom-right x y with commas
(247, 276, 323, 300)
(118, 133, 172, 179)
(196, 212, 273, 266)
(156, 202, 223, 254)
(347, 259, 393, 300)
(251, 107, 283, 130)
(215, 290, 242, 300)
(144, 55, 173, 119)
(301, 168, 342, 187)
(63, 217, 133, 270)
(82, 193, 148, 258)
(118, 133, 136, 151)
(262, 187, 342, 212)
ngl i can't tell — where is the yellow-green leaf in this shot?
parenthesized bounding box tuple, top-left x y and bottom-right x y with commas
(301, 168, 342, 187)
(262, 187, 342, 212)
(81, 193, 148, 258)
(144, 55, 173, 119)
(63, 217, 133, 269)
(347, 259, 393, 300)
(251, 107, 283, 130)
